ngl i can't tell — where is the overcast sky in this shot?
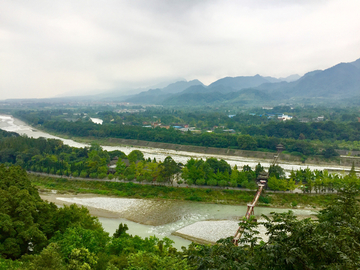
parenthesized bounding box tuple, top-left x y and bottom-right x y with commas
(1, 0, 360, 99)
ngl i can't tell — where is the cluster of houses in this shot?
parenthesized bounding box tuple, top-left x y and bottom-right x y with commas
(141, 121, 237, 134)
(142, 122, 203, 133)
(114, 108, 146, 113)
(249, 112, 294, 121)
(298, 116, 325, 123)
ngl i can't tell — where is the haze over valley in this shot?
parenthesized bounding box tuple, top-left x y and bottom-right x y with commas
(1, 1, 360, 269)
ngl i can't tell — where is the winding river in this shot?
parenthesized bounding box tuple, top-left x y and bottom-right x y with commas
(0, 114, 349, 175)
(0, 114, 343, 248)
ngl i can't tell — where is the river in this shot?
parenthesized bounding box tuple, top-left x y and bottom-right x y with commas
(44, 194, 314, 249)
(0, 114, 349, 175)
(0, 114, 325, 248)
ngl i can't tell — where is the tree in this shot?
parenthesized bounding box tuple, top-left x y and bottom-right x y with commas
(24, 243, 65, 270)
(0, 165, 53, 259)
(67, 248, 97, 270)
(126, 251, 191, 270)
(349, 161, 357, 177)
(237, 135, 257, 150)
(268, 164, 285, 179)
(183, 186, 360, 269)
(115, 159, 127, 175)
(254, 162, 264, 177)
(159, 156, 181, 185)
(322, 146, 339, 158)
(127, 150, 144, 163)
(113, 223, 129, 238)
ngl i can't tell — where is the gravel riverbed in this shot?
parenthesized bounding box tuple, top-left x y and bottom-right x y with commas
(54, 196, 285, 244)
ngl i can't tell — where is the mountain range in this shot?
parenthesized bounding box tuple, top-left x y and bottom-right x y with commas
(3, 58, 359, 106)
(121, 58, 360, 106)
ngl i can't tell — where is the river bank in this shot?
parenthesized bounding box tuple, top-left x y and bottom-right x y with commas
(0, 114, 355, 175)
(31, 174, 335, 210)
(39, 192, 314, 246)
(11, 113, 360, 168)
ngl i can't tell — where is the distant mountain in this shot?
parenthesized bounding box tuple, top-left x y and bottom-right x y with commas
(181, 85, 208, 94)
(163, 88, 271, 106)
(225, 89, 272, 104)
(208, 74, 280, 90)
(124, 88, 172, 104)
(161, 79, 204, 93)
(279, 74, 301, 82)
(122, 57, 360, 106)
(350, 58, 360, 69)
(256, 59, 360, 100)
(164, 91, 226, 105)
(180, 84, 235, 94)
(124, 79, 204, 104)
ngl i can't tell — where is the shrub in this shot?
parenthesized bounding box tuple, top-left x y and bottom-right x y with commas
(186, 195, 202, 201)
(229, 180, 237, 187)
(137, 176, 145, 182)
(291, 201, 298, 207)
(89, 172, 97, 179)
(207, 179, 218, 186)
(218, 180, 228, 187)
(126, 174, 135, 181)
(98, 173, 107, 179)
(259, 196, 271, 204)
(195, 178, 206, 185)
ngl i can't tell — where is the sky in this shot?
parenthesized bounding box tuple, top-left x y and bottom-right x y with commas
(1, 0, 360, 99)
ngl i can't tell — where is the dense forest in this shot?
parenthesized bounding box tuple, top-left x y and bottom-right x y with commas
(1, 165, 360, 269)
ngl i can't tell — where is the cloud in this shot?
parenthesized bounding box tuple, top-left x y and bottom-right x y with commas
(0, 0, 360, 99)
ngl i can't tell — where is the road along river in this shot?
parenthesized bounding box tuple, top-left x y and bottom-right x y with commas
(0, 114, 351, 176)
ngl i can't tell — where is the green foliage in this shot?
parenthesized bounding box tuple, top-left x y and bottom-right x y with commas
(22, 243, 65, 270)
(113, 223, 129, 238)
(67, 247, 98, 270)
(53, 204, 103, 234)
(1, 165, 189, 270)
(259, 195, 271, 204)
(127, 150, 144, 163)
(0, 165, 55, 259)
(206, 178, 217, 186)
(267, 176, 292, 191)
(0, 257, 24, 270)
(159, 156, 181, 184)
(195, 178, 205, 185)
(12, 108, 360, 158)
(115, 159, 127, 175)
(322, 146, 340, 158)
(186, 194, 203, 201)
(51, 227, 109, 261)
(268, 164, 285, 179)
(238, 134, 258, 150)
(183, 188, 360, 269)
(125, 251, 192, 270)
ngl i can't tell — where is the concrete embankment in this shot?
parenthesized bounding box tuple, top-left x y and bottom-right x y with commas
(107, 137, 360, 167)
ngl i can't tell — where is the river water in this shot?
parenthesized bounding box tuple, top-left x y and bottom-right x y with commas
(54, 196, 314, 249)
